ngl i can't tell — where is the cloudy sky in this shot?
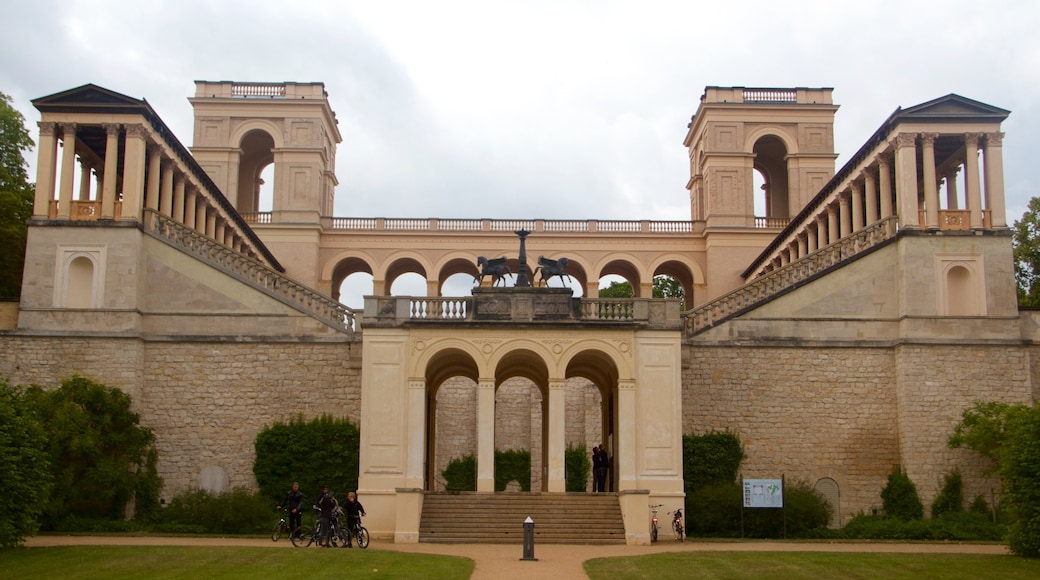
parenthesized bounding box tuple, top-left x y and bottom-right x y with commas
(4, 0, 1039, 225)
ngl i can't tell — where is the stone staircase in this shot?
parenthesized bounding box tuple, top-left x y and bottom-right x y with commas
(418, 492, 626, 544)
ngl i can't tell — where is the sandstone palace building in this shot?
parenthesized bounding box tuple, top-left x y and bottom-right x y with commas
(1, 81, 1036, 544)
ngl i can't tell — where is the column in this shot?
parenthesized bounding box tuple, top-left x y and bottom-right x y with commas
(964, 133, 983, 229)
(33, 122, 58, 218)
(807, 223, 818, 253)
(77, 160, 92, 200)
(57, 123, 78, 219)
(878, 156, 894, 220)
(145, 144, 161, 211)
(827, 204, 839, 244)
(195, 198, 207, 232)
(945, 168, 960, 210)
(476, 379, 496, 492)
(839, 191, 852, 237)
(227, 155, 241, 210)
(616, 379, 636, 490)
(160, 160, 175, 216)
(406, 380, 427, 487)
(546, 379, 567, 492)
(851, 181, 864, 231)
(983, 132, 1007, 227)
(864, 171, 878, 224)
(921, 133, 939, 229)
(797, 234, 808, 258)
(119, 124, 148, 222)
(184, 188, 197, 229)
(100, 123, 120, 220)
(206, 208, 218, 238)
(172, 175, 186, 222)
(893, 133, 920, 228)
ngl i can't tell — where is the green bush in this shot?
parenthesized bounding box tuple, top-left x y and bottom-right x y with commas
(442, 455, 476, 491)
(931, 469, 964, 519)
(1001, 404, 1040, 557)
(686, 482, 742, 537)
(157, 488, 271, 534)
(740, 480, 833, 538)
(0, 381, 52, 548)
(840, 511, 1005, 541)
(253, 414, 360, 504)
(495, 449, 531, 491)
(881, 466, 924, 520)
(24, 375, 162, 528)
(566, 444, 591, 492)
(683, 431, 744, 492)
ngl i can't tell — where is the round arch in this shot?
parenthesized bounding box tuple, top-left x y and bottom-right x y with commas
(743, 125, 799, 156)
(229, 119, 286, 150)
(595, 256, 646, 297)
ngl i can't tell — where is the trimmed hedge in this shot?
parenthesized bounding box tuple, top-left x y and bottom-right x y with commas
(253, 414, 360, 504)
(566, 444, 591, 492)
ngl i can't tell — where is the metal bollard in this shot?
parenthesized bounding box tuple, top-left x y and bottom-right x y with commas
(520, 516, 537, 561)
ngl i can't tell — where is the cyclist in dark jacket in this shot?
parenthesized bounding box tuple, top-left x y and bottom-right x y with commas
(315, 485, 337, 547)
(342, 491, 366, 547)
(277, 482, 304, 530)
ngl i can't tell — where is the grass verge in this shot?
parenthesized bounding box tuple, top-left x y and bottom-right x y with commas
(1, 546, 474, 579)
(585, 551, 1040, 580)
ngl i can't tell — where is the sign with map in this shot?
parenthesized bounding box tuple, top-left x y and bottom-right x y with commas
(743, 478, 784, 508)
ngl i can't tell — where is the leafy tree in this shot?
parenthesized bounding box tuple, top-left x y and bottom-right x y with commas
(253, 414, 361, 504)
(0, 91, 35, 299)
(441, 455, 476, 491)
(1000, 405, 1040, 557)
(683, 430, 745, 491)
(0, 380, 52, 548)
(949, 400, 1028, 474)
(565, 443, 591, 492)
(880, 466, 924, 520)
(25, 376, 162, 526)
(931, 469, 964, 519)
(598, 280, 633, 298)
(1012, 197, 1040, 306)
(598, 276, 684, 308)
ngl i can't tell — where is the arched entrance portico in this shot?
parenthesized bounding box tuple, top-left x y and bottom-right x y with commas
(356, 289, 684, 544)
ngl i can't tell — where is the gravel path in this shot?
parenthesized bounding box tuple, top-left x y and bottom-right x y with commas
(25, 535, 1009, 580)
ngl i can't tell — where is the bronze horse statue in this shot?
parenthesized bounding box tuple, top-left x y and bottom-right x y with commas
(475, 256, 512, 287)
(533, 256, 572, 287)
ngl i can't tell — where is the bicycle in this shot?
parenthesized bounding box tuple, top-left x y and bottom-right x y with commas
(293, 508, 347, 547)
(271, 507, 301, 542)
(648, 504, 663, 543)
(343, 515, 370, 549)
(671, 508, 684, 542)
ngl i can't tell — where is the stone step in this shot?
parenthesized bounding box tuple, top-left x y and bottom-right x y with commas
(419, 492, 626, 544)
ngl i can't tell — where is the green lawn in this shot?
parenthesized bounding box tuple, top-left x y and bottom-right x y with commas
(0, 546, 474, 579)
(585, 551, 1040, 580)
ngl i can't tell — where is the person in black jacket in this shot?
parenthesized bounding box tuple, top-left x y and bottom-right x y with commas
(276, 482, 304, 531)
(342, 491, 367, 547)
(314, 485, 337, 547)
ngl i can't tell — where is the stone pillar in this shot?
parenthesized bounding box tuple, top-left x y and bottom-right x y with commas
(172, 175, 185, 221)
(864, 171, 878, 224)
(547, 379, 566, 492)
(206, 208, 218, 238)
(616, 379, 636, 490)
(160, 160, 175, 216)
(839, 191, 852, 237)
(945, 168, 960, 210)
(476, 379, 495, 492)
(851, 181, 864, 231)
(407, 380, 427, 486)
(921, 133, 939, 229)
(827, 204, 839, 244)
(964, 133, 984, 229)
(196, 199, 207, 233)
(120, 124, 148, 222)
(145, 144, 161, 211)
(807, 224, 818, 253)
(797, 234, 808, 258)
(227, 155, 241, 210)
(893, 133, 920, 228)
(57, 123, 78, 219)
(101, 124, 120, 220)
(33, 122, 58, 218)
(983, 132, 1007, 228)
(184, 188, 197, 229)
(878, 156, 894, 220)
(77, 160, 92, 200)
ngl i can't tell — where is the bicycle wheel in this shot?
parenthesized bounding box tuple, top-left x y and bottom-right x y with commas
(271, 521, 284, 542)
(289, 526, 306, 547)
(650, 523, 658, 543)
(355, 526, 370, 549)
(673, 521, 684, 542)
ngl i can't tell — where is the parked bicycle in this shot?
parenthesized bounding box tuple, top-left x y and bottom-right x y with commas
(648, 504, 663, 543)
(293, 508, 348, 547)
(271, 507, 301, 542)
(671, 508, 684, 542)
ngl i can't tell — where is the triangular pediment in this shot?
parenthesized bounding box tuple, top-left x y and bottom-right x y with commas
(32, 83, 148, 114)
(896, 93, 1010, 123)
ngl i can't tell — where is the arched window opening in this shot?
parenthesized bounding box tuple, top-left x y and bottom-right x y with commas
(237, 130, 275, 212)
(495, 377, 541, 492)
(441, 272, 476, 297)
(753, 136, 790, 218)
(338, 272, 373, 310)
(391, 272, 428, 297)
(753, 168, 768, 218)
(947, 265, 977, 316)
(67, 256, 95, 309)
(257, 163, 274, 212)
(433, 376, 478, 491)
(598, 274, 633, 298)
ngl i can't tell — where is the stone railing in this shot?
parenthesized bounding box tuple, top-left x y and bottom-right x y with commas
(684, 217, 898, 336)
(145, 210, 356, 334)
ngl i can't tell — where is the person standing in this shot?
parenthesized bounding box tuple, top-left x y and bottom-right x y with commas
(594, 444, 609, 493)
(342, 491, 367, 547)
(277, 481, 304, 531)
(315, 485, 337, 547)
